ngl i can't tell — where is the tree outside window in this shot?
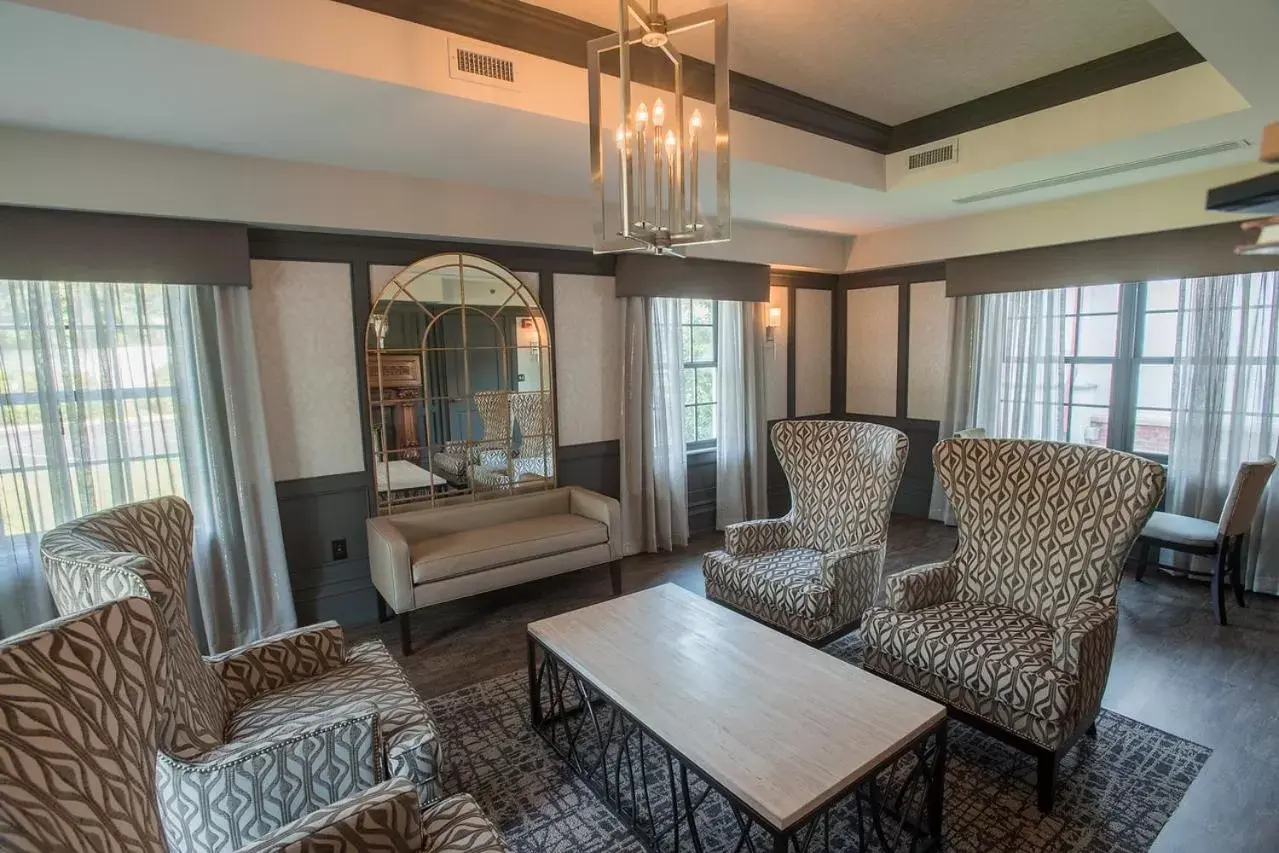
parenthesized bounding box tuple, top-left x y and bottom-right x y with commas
(679, 298, 716, 447)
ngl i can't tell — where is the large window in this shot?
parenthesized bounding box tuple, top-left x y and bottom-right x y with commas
(988, 278, 1271, 463)
(679, 298, 717, 447)
(0, 280, 189, 632)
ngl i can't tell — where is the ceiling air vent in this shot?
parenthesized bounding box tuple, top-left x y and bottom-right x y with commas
(954, 140, 1252, 205)
(906, 139, 959, 172)
(448, 39, 518, 90)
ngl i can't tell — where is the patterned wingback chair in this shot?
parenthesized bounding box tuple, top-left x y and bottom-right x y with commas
(0, 597, 510, 853)
(861, 439, 1165, 813)
(702, 420, 908, 642)
(39, 496, 444, 853)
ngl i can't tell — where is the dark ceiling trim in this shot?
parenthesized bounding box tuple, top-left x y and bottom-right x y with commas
(334, 0, 890, 152)
(887, 34, 1204, 153)
(333, 2, 1203, 157)
(840, 262, 946, 291)
(769, 269, 838, 290)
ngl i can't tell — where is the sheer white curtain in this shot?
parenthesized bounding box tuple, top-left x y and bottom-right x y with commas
(0, 280, 294, 647)
(620, 296, 688, 554)
(714, 300, 767, 528)
(1167, 271, 1279, 593)
(930, 287, 1071, 522)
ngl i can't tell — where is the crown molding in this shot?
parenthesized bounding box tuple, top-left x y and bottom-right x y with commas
(887, 34, 1204, 152)
(335, 2, 1203, 157)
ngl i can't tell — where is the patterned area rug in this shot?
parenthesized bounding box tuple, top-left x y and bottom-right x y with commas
(423, 636, 1209, 852)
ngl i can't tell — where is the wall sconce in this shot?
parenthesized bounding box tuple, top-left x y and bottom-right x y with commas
(766, 305, 782, 342)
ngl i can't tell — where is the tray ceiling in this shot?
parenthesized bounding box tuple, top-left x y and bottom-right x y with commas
(523, 0, 1176, 124)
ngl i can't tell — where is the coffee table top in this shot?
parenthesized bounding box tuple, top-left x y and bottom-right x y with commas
(527, 583, 946, 830)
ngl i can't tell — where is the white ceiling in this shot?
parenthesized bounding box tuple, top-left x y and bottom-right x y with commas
(524, 0, 1176, 123)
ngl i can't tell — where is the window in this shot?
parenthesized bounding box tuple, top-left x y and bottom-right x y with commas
(983, 277, 1275, 463)
(679, 298, 717, 447)
(1, 280, 189, 631)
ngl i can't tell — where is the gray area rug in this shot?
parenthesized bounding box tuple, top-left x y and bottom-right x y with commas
(423, 635, 1210, 852)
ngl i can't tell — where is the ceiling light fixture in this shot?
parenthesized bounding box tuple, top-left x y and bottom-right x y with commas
(587, 0, 730, 255)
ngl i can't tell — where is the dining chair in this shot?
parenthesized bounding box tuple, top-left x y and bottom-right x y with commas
(1135, 457, 1276, 625)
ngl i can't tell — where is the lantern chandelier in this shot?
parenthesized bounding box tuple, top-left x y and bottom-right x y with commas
(587, 0, 730, 255)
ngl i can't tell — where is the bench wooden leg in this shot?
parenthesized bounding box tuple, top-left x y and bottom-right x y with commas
(400, 612, 413, 656)
(610, 560, 622, 597)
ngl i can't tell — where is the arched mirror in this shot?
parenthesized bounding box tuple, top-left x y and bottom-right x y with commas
(366, 253, 554, 514)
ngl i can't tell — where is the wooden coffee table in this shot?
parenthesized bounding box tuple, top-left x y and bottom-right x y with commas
(527, 584, 947, 853)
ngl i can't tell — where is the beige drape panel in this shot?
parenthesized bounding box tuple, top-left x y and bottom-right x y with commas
(714, 301, 768, 528)
(946, 223, 1279, 298)
(619, 297, 689, 554)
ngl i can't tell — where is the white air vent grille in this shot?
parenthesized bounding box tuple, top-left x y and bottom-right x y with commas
(448, 39, 518, 90)
(907, 139, 959, 172)
(954, 140, 1251, 204)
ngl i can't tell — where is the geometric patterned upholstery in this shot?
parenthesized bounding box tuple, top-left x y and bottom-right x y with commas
(703, 420, 909, 642)
(39, 496, 444, 853)
(0, 597, 509, 853)
(862, 438, 1165, 752)
(0, 597, 168, 853)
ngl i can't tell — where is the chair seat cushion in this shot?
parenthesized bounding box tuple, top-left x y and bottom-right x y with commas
(410, 514, 607, 584)
(861, 601, 1075, 722)
(228, 640, 442, 804)
(702, 547, 840, 641)
(1141, 511, 1219, 547)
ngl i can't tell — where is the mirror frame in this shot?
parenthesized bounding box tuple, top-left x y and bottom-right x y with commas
(365, 252, 555, 514)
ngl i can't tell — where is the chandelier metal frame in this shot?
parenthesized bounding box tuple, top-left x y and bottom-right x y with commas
(587, 0, 731, 255)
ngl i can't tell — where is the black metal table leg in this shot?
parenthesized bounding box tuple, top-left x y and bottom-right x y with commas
(527, 635, 543, 728)
(927, 724, 947, 848)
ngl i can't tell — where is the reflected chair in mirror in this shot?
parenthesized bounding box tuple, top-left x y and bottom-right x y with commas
(0, 597, 511, 853)
(1135, 456, 1276, 625)
(954, 427, 987, 439)
(862, 439, 1165, 813)
(702, 420, 908, 643)
(39, 496, 445, 853)
(432, 389, 511, 486)
(511, 390, 554, 480)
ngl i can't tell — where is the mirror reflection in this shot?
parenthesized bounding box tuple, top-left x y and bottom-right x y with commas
(366, 254, 554, 513)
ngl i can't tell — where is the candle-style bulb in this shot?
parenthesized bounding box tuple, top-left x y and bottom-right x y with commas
(690, 109, 702, 131)
(664, 129, 677, 158)
(635, 102, 648, 126)
(615, 126, 626, 151)
(653, 98, 666, 128)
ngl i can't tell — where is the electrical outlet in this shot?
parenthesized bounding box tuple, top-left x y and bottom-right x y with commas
(331, 538, 348, 561)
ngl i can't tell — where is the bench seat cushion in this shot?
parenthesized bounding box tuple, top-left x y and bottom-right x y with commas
(411, 514, 607, 584)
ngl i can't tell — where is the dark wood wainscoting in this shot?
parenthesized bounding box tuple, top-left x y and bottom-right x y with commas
(688, 448, 718, 537)
(558, 440, 620, 498)
(276, 471, 377, 627)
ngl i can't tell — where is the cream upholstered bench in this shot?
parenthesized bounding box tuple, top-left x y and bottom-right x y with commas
(368, 486, 622, 654)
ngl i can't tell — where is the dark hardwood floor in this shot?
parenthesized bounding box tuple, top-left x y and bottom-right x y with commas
(351, 516, 1279, 853)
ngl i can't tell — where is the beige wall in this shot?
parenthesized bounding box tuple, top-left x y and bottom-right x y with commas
(794, 288, 832, 417)
(249, 259, 365, 481)
(553, 274, 621, 446)
(906, 282, 950, 421)
(840, 282, 952, 423)
(845, 286, 898, 417)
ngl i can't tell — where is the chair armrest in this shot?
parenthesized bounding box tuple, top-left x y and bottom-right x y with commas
(569, 486, 623, 561)
(157, 706, 384, 853)
(820, 541, 885, 625)
(883, 560, 958, 612)
(422, 794, 512, 853)
(1052, 598, 1117, 676)
(724, 519, 791, 556)
(368, 516, 415, 614)
(210, 622, 345, 711)
(234, 778, 422, 853)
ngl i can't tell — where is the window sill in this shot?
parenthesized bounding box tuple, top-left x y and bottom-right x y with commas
(686, 446, 716, 464)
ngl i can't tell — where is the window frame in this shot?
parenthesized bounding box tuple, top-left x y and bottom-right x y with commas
(679, 297, 718, 451)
